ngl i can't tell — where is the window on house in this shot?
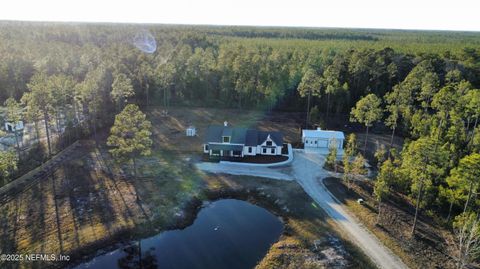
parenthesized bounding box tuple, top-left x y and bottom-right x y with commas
(266, 141, 272, 146)
(248, 147, 252, 153)
(205, 145, 209, 151)
(271, 148, 275, 154)
(223, 136, 230, 143)
(263, 148, 267, 154)
(305, 140, 308, 144)
(314, 141, 317, 144)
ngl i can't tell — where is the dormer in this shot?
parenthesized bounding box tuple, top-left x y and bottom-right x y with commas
(262, 134, 276, 147)
(222, 136, 231, 143)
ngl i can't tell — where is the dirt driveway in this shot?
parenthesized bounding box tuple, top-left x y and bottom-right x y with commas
(197, 150, 409, 269)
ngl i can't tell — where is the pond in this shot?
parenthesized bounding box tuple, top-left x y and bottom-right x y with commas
(74, 199, 284, 269)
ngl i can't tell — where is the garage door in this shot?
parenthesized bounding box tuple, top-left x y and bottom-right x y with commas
(317, 139, 328, 148)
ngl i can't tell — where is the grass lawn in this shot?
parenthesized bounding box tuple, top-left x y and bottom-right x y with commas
(0, 106, 375, 269)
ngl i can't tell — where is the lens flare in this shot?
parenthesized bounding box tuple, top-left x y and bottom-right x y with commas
(133, 30, 157, 54)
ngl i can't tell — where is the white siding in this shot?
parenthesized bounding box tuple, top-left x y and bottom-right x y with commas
(304, 137, 343, 149)
(243, 146, 256, 156)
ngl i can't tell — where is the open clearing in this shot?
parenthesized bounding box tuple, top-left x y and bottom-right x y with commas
(0, 107, 378, 269)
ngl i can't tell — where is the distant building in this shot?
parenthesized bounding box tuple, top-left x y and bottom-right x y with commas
(302, 128, 344, 150)
(4, 121, 24, 133)
(203, 122, 283, 158)
(186, 126, 196, 136)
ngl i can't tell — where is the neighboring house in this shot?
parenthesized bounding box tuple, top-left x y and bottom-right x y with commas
(203, 123, 283, 158)
(302, 128, 344, 150)
(4, 121, 24, 133)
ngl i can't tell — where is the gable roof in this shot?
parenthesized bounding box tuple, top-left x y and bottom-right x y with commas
(205, 125, 283, 146)
(302, 129, 345, 140)
(258, 131, 283, 146)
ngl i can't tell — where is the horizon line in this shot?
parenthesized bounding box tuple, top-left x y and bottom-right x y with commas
(1, 19, 479, 33)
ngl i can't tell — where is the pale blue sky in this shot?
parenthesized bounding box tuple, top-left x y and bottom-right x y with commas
(1, 0, 479, 31)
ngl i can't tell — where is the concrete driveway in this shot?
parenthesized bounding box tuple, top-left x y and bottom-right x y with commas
(196, 151, 408, 269)
(292, 151, 408, 269)
(196, 162, 294, 181)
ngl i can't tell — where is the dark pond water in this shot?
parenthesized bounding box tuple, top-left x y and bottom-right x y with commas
(74, 199, 283, 269)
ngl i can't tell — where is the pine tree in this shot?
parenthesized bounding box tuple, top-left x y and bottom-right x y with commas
(448, 153, 480, 214)
(350, 94, 383, 153)
(107, 104, 152, 201)
(111, 73, 135, 111)
(374, 160, 394, 224)
(0, 150, 18, 186)
(325, 139, 338, 172)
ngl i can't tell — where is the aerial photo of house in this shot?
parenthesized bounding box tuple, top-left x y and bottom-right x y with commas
(0, 3, 478, 269)
(203, 122, 284, 158)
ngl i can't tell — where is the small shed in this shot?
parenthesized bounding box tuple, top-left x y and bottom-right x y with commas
(302, 128, 345, 149)
(4, 121, 24, 133)
(186, 126, 196, 137)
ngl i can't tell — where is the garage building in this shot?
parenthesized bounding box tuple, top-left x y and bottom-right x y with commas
(302, 128, 345, 150)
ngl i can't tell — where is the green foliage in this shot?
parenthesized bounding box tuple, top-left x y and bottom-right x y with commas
(350, 94, 383, 152)
(344, 133, 357, 157)
(374, 161, 391, 222)
(111, 73, 135, 108)
(374, 143, 387, 167)
(325, 140, 338, 171)
(4, 97, 22, 124)
(448, 153, 480, 212)
(297, 69, 322, 98)
(0, 22, 478, 228)
(107, 104, 153, 164)
(401, 137, 449, 207)
(374, 176, 389, 202)
(0, 150, 18, 185)
(350, 94, 383, 127)
(351, 154, 367, 178)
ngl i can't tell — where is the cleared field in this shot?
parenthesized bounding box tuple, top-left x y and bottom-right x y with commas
(0, 106, 374, 269)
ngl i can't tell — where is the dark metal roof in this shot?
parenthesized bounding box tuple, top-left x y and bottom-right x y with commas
(204, 125, 224, 143)
(222, 127, 233, 137)
(205, 125, 283, 147)
(208, 144, 244, 151)
(245, 129, 258, 146)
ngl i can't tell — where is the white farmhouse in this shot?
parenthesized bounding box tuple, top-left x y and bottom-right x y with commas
(302, 128, 345, 151)
(203, 123, 284, 158)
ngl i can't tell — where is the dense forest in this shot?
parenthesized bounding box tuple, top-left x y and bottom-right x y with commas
(0, 22, 480, 266)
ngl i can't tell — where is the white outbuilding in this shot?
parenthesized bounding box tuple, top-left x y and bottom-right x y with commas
(302, 128, 345, 150)
(186, 126, 196, 137)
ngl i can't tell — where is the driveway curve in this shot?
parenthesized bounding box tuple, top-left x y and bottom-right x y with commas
(196, 151, 409, 269)
(292, 151, 408, 269)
